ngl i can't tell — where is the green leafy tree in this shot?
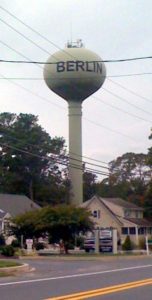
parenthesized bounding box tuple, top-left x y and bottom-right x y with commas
(0, 112, 68, 205)
(83, 171, 97, 201)
(105, 152, 150, 205)
(144, 130, 152, 218)
(12, 205, 94, 253)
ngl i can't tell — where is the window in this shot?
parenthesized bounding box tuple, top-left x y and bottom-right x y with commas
(129, 227, 136, 235)
(121, 227, 128, 235)
(138, 227, 145, 235)
(92, 210, 100, 219)
(124, 210, 131, 217)
(135, 211, 142, 218)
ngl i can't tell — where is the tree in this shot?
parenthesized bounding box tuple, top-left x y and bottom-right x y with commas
(106, 152, 150, 205)
(109, 152, 150, 185)
(0, 112, 68, 204)
(144, 130, 152, 218)
(83, 171, 97, 201)
(12, 205, 94, 253)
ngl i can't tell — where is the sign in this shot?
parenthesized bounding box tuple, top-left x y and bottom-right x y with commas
(26, 239, 33, 245)
(100, 245, 113, 253)
(100, 229, 112, 239)
(26, 239, 33, 254)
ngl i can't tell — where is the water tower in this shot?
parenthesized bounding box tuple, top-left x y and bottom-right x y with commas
(44, 40, 106, 205)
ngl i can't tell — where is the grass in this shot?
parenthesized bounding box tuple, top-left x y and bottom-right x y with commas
(0, 272, 12, 277)
(0, 260, 21, 268)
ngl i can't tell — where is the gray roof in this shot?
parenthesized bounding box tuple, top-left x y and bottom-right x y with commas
(101, 197, 143, 210)
(0, 194, 40, 217)
(81, 195, 123, 226)
(125, 218, 152, 227)
(0, 211, 6, 219)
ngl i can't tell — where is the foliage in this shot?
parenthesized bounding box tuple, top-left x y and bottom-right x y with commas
(75, 236, 85, 248)
(0, 112, 68, 205)
(138, 237, 146, 250)
(1, 245, 15, 257)
(0, 235, 5, 246)
(12, 205, 94, 253)
(0, 261, 21, 268)
(122, 235, 133, 251)
(35, 242, 45, 251)
(83, 172, 97, 201)
(11, 210, 41, 241)
(11, 239, 21, 248)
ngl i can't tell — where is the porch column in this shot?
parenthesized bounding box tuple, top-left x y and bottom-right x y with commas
(135, 226, 139, 245)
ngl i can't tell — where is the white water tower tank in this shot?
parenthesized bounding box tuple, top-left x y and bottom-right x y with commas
(44, 41, 106, 205)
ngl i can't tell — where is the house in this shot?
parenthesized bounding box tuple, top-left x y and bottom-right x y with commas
(0, 194, 40, 235)
(81, 195, 152, 245)
(0, 210, 11, 235)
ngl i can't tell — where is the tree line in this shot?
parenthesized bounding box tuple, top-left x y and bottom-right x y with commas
(0, 112, 152, 217)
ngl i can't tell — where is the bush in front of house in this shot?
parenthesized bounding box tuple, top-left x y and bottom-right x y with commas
(0, 234, 5, 246)
(1, 245, 15, 257)
(138, 237, 146, 250)
(11, 239, 21, 248)
(35, 242, 45, 251)
(75, 236, 85, 249)
(122, 235, 133, 251)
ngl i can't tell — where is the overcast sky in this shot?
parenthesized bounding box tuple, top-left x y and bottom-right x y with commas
(0, 0, 152, 178)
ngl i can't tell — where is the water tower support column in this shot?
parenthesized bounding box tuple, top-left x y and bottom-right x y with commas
(68, 101, 83, 205)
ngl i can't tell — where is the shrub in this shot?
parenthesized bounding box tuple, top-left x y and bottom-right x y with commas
(1, 245, 15, 257)
(0, 234, 5, 246)
(11, 239, 21, 248)
(35, 242, 45, 251)
(138, 237, 146, 250)
(122, 235, 133, 251)
(75, 236, 84, 248)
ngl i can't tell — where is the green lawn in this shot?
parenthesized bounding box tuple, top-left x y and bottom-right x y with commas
(0, 260, 21, 268)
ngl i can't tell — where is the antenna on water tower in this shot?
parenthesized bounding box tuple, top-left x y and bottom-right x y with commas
(43, 40, 106, 205)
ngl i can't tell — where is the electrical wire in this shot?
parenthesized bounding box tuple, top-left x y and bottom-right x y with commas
(0, 130, 110, 171)
(0, 142, 109, 177)
(101, 88, 152, 118)
(107, 78, 152, 104)
(0, 5, 151, 180)
(83, 118, 136, 140)
(0, 72, 65, 110)
(0, 8, 150, 146)
(0, 69, 139, 140)
(92, 92, 152, 124)
(1, 40, 152, 123)
(1, 57, 152, 64)
(1, 5, 152, 64)
(0, 14, 151, 124)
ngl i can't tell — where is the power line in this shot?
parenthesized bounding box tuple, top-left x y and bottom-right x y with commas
(1, 5, 152, 64)
(1, 57, 152, 64)
(0, 73, 152, 79)
(101, 87, 152, 118)
(92, 93, 152, 124)
(0, 142, 109, 177)
(108, 78, 152, 104)
(109, 72, 152, 77)
(0, 11, 149, 141)
(0, 17, 51, 56)
(0, 130, 110, 171)
(1, 37, 152, 122)
(84, 118, 136, 140)
(0, 72, 65, 110)
(0, 40, 43, 71)
(0, 13, 151, 124)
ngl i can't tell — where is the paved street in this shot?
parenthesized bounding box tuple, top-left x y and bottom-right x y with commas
(0, 256, 152, 299)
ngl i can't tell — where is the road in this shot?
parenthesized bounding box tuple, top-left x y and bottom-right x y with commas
(0, 256, 152, 299)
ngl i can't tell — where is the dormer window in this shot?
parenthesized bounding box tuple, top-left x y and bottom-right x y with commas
(124, 210, 131, 218)
(92, 210, 100, 219)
